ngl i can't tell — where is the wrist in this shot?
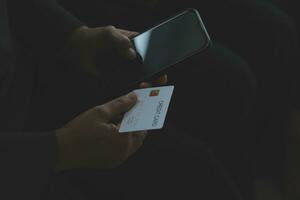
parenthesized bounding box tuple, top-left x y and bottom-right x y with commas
(67, 26, 90, 49)
(62, 26, 90, 58)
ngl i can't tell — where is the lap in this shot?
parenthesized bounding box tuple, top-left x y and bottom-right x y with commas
(29, 42, 253, 199)
(43, 126, 242, 200)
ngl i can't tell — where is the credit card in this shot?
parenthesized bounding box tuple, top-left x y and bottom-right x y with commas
(119, 86, 174, 133)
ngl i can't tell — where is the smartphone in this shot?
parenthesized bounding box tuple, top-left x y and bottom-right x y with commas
(100, 8, 211, 97)
(130, 8, 211, 83)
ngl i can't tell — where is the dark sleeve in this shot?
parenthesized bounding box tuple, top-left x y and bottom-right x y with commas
(8, 0, 84, 54)
(0, 131, 58, 198)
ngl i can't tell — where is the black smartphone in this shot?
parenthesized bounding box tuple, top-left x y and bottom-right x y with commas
(130, 8, 211, 83)
(100, 8, 211, 97)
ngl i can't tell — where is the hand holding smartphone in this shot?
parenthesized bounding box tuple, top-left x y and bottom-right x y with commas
(99, 8, 211, 97)
(131, 8, 211, 82)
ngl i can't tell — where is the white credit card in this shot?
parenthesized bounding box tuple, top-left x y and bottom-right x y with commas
(119, 86, 174, 133)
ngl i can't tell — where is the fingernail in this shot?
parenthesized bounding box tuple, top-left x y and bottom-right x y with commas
(127, 48, 136, 59)
(126, 92, 137, 100)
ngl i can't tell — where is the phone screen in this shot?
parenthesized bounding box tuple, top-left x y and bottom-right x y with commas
(131, 9, 210, 82)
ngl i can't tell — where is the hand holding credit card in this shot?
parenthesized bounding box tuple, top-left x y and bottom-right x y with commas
(119, 86, 174, 133)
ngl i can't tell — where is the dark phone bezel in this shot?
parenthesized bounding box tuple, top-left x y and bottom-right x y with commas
(129, 8, 212, 86)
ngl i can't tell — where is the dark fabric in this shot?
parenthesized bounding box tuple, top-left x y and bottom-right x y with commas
(0, 0, 83, 199)
(43, 126, 244, 200)
(1, 0, 252, 199)
(57, 0, 259, 198)
(0, 0, 14, 99)
(60, 0, 298, 180)
(7, 0, 84, 55)
(26, 41, 255, 199)
(0, 131, 57, 200)
(168, 43, 255, 194)
(57, 0, 300, 198)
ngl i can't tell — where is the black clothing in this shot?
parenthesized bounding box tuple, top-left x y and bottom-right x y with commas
(0, 0, 82, 199)
(1, 1, 246, 200)
(0, 0, 259, 200)
(27, 41, 254, 200)
(58, 0, 257, 198)
(59, 0, 298, 198)
(43, 126, 244, 200)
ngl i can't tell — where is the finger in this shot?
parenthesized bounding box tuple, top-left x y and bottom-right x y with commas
(112, 115, 124, 125)
(118, 29, 139, 38)
(104, 123, 133, 160)
(127, 131, 147, 156)
(101, 92, 137, 121)
(153, 75, 168, 86)
(139, 82, 152, 88)
(109, 29, 137, 60)
(132, 131, 147, 141)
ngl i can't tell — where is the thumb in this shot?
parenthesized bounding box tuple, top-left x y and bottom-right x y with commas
(102, 92, 138, 122)
(118, 28, 139, 38)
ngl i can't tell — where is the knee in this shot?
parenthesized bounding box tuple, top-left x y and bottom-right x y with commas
(168, 43, 256, 130)
(201, 43, 256, 118)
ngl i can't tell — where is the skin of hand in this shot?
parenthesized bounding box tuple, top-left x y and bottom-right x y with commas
(65, 25, 167, 85)
(65, 25, 138, 76)
(56, 26, 168, 171)
(55, 92, 147, 171)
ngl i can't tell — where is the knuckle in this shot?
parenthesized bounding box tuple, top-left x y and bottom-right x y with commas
(106, 25, 116, 30)
(103, 25, 116, 34)
(107, 124, 118, 133)
(119, 37, 131, 47)
(115, 97, 127, 106)
(92, 106, 108, 116)
(92, 105, 104, 113)
(119, 35, 129, 43)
